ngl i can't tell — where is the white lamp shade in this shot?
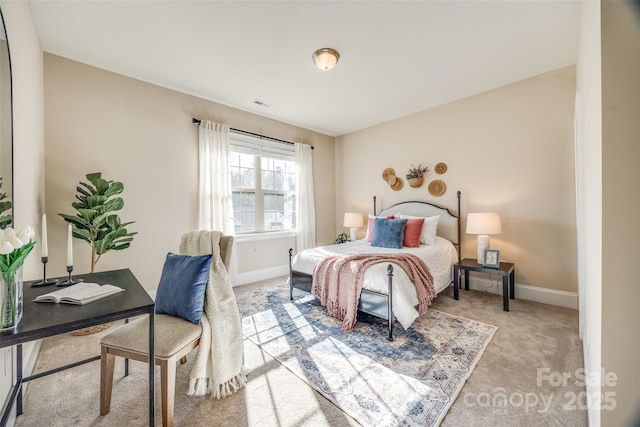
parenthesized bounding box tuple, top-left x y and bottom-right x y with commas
(466, 213, 502, 235)
(343, 212, 363, 228)
(344, 212, 363, 241)
(466, 212, 501, 264)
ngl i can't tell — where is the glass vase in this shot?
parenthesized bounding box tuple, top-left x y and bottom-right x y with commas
(0, 267, 23, 332)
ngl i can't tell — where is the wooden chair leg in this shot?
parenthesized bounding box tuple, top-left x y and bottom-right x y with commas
(100, 346, 115, 415)
(160, 358, 177, 427)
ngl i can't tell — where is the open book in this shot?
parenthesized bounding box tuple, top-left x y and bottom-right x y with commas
(34, 282, 124, 305)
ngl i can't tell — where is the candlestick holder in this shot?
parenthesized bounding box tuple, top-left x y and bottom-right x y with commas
(30, 257, 60, 287)
(57, 265, 83, 287)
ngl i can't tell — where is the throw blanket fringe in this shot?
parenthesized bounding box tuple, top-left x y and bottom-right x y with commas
(180, 231, 246, 399)
(312, 253, 435, 332)
(188, 366, 248, 399)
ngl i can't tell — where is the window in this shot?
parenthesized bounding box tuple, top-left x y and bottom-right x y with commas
(230, 134, 297, 234)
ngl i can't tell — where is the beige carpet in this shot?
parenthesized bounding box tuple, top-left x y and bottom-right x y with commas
(14, 277, 587, 426)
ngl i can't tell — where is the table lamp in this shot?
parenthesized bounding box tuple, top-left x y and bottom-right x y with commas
(466, 213, 502, 263)
(343, 212, 363, 242)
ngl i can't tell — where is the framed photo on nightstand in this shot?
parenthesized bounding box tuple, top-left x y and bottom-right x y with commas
(484, 249, 500, 268)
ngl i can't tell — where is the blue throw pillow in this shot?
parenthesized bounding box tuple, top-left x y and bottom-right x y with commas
(155, 252, 213, 324)
(371, 218, 407, 249)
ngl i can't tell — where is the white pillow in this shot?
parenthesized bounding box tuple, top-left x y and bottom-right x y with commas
(398, 214, 440, 245)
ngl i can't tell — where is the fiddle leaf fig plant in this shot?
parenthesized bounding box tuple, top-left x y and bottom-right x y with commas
(59, 172, 137, 272)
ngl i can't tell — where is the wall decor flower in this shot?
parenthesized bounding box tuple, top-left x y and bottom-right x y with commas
(406, 164, 429, 188)
(0, 225, 35, 331)
(406, 164, 429, 179)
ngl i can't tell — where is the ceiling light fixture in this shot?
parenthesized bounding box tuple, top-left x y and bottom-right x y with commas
(312, 48, 340, 71)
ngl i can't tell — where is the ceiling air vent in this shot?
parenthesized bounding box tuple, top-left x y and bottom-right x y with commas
(253, 99, 272, 108)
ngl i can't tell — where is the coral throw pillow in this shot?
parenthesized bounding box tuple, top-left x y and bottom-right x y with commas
(402, 217, 425, 247)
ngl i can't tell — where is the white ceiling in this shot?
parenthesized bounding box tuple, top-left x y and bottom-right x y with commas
(30, 1, 579, 137)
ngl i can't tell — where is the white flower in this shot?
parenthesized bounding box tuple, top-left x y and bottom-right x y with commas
(2, 227, 16, 239)
(16, 225, 35, 246)
(0, 228, 16, 252)
(0, 225, 35, 272)
(0, 240, 13, 255)
(0, 226, 35, 254)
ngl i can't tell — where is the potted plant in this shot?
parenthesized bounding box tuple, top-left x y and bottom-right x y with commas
(406, 164, 429, 188)
(335, 232, 349, 244)
(59, 172, 137, 273)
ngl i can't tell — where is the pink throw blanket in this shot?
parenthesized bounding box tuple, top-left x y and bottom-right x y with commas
(311, 253, 435, 332)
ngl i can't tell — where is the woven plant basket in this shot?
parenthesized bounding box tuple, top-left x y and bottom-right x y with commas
(408, 177, 424, 188)
(71, 323, 112, 336)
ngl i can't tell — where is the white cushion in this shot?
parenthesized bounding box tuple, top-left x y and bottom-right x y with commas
(101, 314, 201, 358)
(399, 214, 440, 245)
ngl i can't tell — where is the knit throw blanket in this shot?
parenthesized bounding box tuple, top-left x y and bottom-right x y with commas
(312, 253, 436, 332)
(180, 231, 247, 399)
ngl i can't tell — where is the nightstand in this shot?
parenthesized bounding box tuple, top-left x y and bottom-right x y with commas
(453, 258, 516, 311)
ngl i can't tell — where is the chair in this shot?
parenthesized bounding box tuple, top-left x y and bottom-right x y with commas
(99, 234, 233, 427)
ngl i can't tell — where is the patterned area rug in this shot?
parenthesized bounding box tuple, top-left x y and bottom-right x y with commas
(236, 286, 497, 427)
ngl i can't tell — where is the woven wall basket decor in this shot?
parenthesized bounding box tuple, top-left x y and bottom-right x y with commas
(428, 179, 446, 196)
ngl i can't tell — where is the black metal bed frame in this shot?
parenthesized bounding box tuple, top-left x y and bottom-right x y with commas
(289, 191, 461, 341)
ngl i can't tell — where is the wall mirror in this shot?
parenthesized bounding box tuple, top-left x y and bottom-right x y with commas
(0, 7, 12, 229)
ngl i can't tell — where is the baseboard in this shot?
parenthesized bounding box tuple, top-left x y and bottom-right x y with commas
(147, 265, 289, 290)
(235, 265, 289, 287)
(236, 267, 578, 309)
(465, 276, 578, 310)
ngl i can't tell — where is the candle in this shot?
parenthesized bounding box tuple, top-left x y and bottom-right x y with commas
(66, 224, 73, 267)
(41, 214, 48, 258)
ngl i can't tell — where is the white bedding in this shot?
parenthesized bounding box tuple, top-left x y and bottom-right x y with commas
(291, 236, 458, 329)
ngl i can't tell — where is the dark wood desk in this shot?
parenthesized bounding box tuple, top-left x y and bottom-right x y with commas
(0, 268, 155, 426)
(453, 258, 516, 311)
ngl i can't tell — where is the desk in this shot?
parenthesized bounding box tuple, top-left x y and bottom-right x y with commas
(0, 268, 155, 426)
(453, 258, 516, 311)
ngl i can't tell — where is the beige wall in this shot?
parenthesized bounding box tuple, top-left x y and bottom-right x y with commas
(43, 54, 335, 289)
(577, 1, 640, 425)
(337, 66, 577, 293)
(601, 1, 640, 425)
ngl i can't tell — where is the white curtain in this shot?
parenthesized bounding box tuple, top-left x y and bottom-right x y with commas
(198, 121, 235, 235)
(295, 142, 315, 251)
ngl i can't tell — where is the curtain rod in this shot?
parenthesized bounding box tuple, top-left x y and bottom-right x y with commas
(192, 117, 313, 149)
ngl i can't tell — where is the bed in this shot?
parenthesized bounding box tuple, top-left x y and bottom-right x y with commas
(288, 191, 461, 340)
